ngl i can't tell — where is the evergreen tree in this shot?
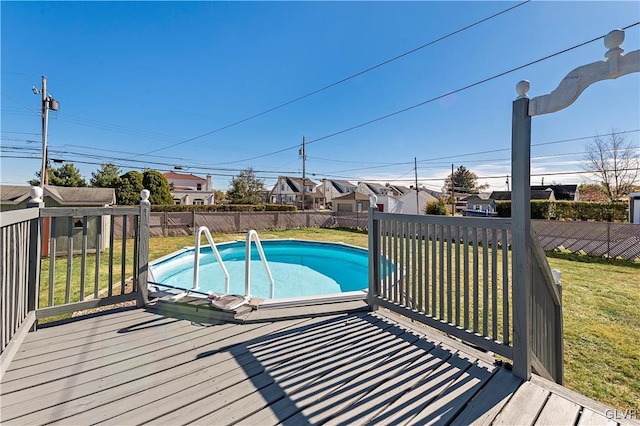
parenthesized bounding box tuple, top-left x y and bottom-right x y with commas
(90, 163, 122, 188)
(29, 163, 87, 187)
(116, 171, 144, 205)
(227, 168, 265, 204)
(442, 166, 487, 194)
(142, 170, 173, 205)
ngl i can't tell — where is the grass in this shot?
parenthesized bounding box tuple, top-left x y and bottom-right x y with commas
(37, 228, 638, 411)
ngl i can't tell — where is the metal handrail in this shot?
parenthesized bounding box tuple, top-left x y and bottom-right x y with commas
(245, 229, 275, 299)
(194, 226, 230, 292)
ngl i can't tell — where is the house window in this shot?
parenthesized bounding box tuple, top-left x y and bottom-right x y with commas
(173, 199, 181, 205)
(197, 183, 202, 190)
(73, 217, 84, 229)
(474, 205, 481, 211)
(193, 199, 204, 205)
(281, 184, 285, 191)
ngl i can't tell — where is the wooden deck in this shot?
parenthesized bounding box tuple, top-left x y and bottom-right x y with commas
(1, 306, 636, 426)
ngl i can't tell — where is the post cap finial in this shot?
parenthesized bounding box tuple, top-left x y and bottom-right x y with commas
(30, 186, 43, 203)
(369, 194, 378, 206)
(604, 29, 624, 59)
(140, 189, 150, 201)
(516, 80, 530, 99)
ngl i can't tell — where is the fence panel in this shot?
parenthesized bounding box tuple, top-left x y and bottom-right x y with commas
(0, 208, 40, 357)
(37, 207, 141, 319)
(370, 211, 514, 359)
(533, 220, 640, 260)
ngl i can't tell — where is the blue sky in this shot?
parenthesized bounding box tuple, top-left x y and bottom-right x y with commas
(2, 1, 639, 194)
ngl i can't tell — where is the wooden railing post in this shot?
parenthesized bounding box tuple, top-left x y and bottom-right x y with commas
(26, 187, 44, 327)
(368, 196, 380, 311)
(137, 190, 150, 307)
(511, 87, 532, 381)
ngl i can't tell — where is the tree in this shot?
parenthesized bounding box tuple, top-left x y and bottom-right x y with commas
(442, 166, 488, 195)
(142, 170, 173, 205)
(227, 168, 265, 204)
(583, 130, 639, 201)
(213, 189, 227, 204)
(90, 163, 121, 188)
(29, 163, 87, 187)
(116, 171, 144, 205)
(424, 198, 449, 215)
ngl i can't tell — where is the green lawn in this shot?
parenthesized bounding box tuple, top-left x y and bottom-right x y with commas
(38, 228, 638, 411)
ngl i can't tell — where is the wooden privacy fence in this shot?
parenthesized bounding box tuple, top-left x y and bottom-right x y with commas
(367, 208, 563, 383)
(0, 195, 150, 378)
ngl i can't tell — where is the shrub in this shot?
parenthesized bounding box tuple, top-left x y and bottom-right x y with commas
(424, 198, 449, 215)
(494, 200, 628, 222)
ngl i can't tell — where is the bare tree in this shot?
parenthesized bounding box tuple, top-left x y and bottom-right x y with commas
(583, 130, 639, 201)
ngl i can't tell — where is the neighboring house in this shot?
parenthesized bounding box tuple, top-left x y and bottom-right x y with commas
(490, 189, 556, 201)
(319, 179, 357, 206)
(465, 197, 498, 217)
(397, 189, 437, 215)
(356, 182, 392, 197)
(0, 184, 116, 256)
(388, 185, 411, 197)
(270, 176, 320, 210)
(163, 171, 215, 205)
(530, 184, 579, 201)
(332, 191, 372, 213)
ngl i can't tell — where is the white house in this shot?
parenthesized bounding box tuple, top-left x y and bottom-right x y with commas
(163, 171, 215, 205)
(319, 179, 357, 206)
(356, 182, 393, 197)
(270, 176, 321, 209)
(397, 189, 437, 215)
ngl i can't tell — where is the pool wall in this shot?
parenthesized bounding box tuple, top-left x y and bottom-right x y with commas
(148, 239, 369, 309)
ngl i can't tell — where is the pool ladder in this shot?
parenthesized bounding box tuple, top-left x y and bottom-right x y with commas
(193, 227, 275, 307)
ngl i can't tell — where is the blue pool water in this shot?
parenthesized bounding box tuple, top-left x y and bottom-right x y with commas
(149, 240, 369, 299)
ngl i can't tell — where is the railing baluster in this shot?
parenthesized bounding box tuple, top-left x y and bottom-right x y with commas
(431, 223, 437, 317)
(65, 216, 73, 304)
(472, 227, 479, 333)
(108, 215, 115, 297)
(121, 215, 127, 295)
(446, 225, 452, 324)
(492, 228, 498, 340)
(80, 216, 87, 301)
(483, 228, 489, 336)
(393, 220, 399, 303)
(455, 225, 461, 326)
(464, 226, 469, 330)
(502, 229, 510, 345)
(94, 216, 102, 299)
(48, 217, 56, 307)
(417, 223, 423, 313)
(411, 221, 417, 310)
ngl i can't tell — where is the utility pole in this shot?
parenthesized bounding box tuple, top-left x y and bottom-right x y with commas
(506, 175, 510, 191)
(33, 76, 59, 190)
(414, 157, 419, 215)
(300, 136, 306, 211)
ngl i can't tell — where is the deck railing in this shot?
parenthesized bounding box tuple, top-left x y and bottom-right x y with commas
(1, 189, 150, 378)
(368, 207, 563, 383)
(530, 228, 563, 383)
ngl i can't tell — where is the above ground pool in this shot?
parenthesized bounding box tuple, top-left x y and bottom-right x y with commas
(149, 240, 369, 300)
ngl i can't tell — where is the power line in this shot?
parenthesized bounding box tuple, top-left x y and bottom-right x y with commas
(209, 24, 640, 166)
(135, 1, 531, 157)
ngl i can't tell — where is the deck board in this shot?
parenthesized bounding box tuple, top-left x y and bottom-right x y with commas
(2, 307, 636, 426)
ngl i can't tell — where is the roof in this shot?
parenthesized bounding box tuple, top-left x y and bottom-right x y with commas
(390, 185, 411, 195)
(489, 190, 555, 201)
(280, 176, 317, 193)
(0, 185, 116, 206)
(332, 191, 371, 202)
(163, 171, 206, 182)
(489, 191, 512, 201)
(329, 180, 357, 192)
(0, 185, 33, 204)
(530, 185, 577, 201)
(468, 198, 496, 205)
